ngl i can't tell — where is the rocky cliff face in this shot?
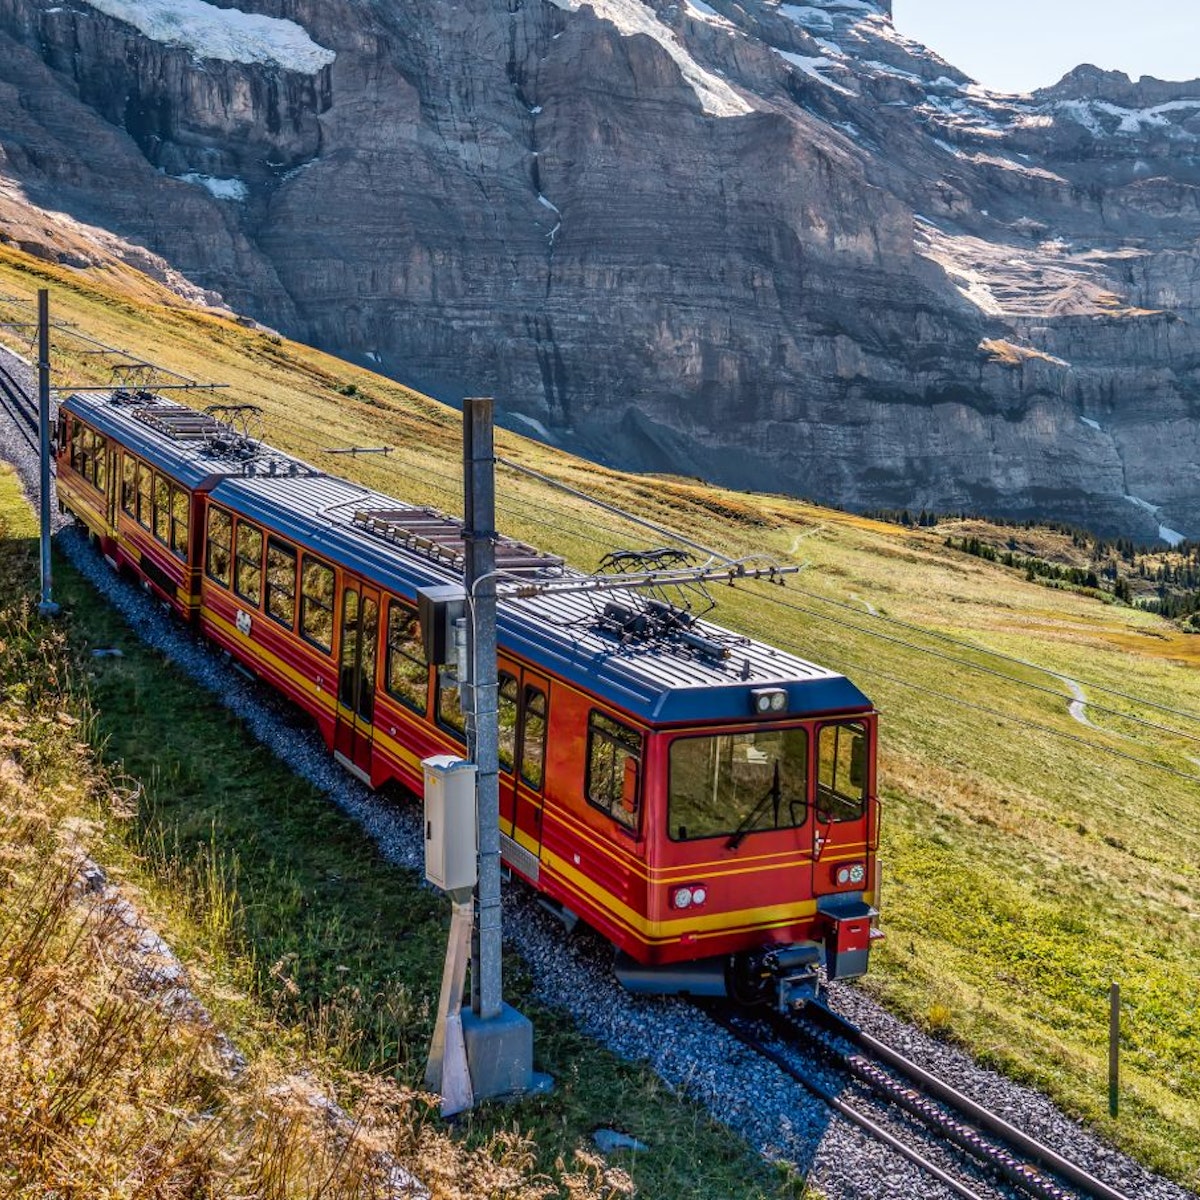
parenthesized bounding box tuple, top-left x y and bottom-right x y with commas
(0, 0, 1197, 540)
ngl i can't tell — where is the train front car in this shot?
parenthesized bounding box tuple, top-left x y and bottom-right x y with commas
(608, 651, 881, 1010)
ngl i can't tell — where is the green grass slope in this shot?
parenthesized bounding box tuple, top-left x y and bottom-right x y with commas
(3, 246, 1200, 1188)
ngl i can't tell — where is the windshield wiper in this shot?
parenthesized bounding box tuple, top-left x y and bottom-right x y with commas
(726, 761, 781, 851)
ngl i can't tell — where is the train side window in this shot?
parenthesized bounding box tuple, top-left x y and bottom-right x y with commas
(300, 556, 335, 653)
(817, 722, 868, 824)
(437, 671, 466, 740)
(77, 427, 94, 483)
(521, 684, 547, 790)
(206, 506, 232, 587)
(152, 473, 171, 545)
(120, 454, 137, 517)
(93, 435, 107, 492)
(265, 537, 297, 629)
(497, 672, 519, 772)
(385, 600, 428, 713)
(586, 711, 642, 830)
(234, 521, 263, 607)
(68, 420, 81, 472)
(136, 462, 152, 530)
(170, 486, 189, 560)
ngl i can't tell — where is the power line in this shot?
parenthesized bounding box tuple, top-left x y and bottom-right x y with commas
(745, 582, 1200, 788)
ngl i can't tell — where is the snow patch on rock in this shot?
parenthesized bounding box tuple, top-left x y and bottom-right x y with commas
(546, 0, 752, 117)
(176, 173, 249, 202)
(81, 0, 335, 72)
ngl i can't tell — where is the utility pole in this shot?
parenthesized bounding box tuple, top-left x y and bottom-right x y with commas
(37, 289, 58, 617)
(453, 396, 545, 1103)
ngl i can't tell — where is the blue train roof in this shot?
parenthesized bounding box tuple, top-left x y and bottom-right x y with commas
(64, 391, 872, 726)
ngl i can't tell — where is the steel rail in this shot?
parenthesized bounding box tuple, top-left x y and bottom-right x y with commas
(0, 359, 40, 453)
(711, 1009, 989, 1200)
(804, 1004, 1133, 1200)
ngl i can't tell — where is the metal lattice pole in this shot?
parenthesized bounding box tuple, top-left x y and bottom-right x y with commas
(37, 289, 58, 617)
(463, 397, 502, 1020)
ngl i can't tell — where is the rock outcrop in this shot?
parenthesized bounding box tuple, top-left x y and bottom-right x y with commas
(0, 0, 1197, 540)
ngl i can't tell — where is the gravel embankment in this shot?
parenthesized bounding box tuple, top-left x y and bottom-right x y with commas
(0, 344, 1191, 1200)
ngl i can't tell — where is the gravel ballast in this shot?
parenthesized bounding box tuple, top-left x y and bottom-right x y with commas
(0, 345, 1192, 1200)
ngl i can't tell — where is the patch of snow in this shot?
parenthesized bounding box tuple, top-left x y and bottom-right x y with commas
(1124, 494, 1159, 515)
(545, 0, 751, 117)
(1079, 416, 1103, 431)
(778, 4, 835, 30)
(81, 0, 335, 72)
(931, 138, 961, 156)
(176, 173, 249, 201)
(966, 154, 1068, 183)
(1159, 525, 1187, 548)
(833, 121, 861, 139)
(1054, 100, 1104, 136)
(813, 37, 847, 58)
(684, 0, 734, 29)
(773, 49, 855, 96)
(864, 59, 923, 84)
(365, 351, 380, 364)
(530, 105, 543, 115)
(511, 412, 555, 441)
(537, 193, 561, 215)
(1013, 113, 1054, 130)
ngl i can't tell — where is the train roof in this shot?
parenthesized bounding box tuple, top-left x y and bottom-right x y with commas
(64, 390, 872, 725)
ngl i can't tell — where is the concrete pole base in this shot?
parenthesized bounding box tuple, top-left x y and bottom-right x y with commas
(461, 1004, 553, 1103)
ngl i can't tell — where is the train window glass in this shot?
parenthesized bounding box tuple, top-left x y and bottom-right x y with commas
(586, 711, 642, 830)
(136, 461, 152, 529)
(521, 685, 547, 790)
(152, 473, 171, 544)
(497, 672, 518, 773)
(300, 556, 335, 653)
(668, 729, 808, 843)
(339, 588, 359, 709)
(437, 672, 466, 740)
(77, 427, 94, 484)
(68, 420, 82, 473)
(206, 507, 232, 587)
(234, 521, 263, 606)
(93, 435, 107, 492)
(265, 538, 297, 629)
(170, 486, 189, 560)
(358, 594, 378, 722)
(121, 455, 137, 517)
(385, 601, 427, 713)
(817, 722, 868, 824)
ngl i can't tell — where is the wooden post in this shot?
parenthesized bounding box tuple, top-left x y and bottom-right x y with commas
(1108, 982, 1120, 1118)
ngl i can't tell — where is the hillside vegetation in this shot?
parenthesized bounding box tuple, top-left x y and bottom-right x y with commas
(3, 246, 1200, 1189)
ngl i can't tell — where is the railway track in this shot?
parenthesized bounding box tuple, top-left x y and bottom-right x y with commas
(711, 1001, 1133, 1200)
(0, 357, 40, 454)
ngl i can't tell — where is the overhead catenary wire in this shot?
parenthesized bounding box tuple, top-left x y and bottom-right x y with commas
(35, 328, 1200, 755)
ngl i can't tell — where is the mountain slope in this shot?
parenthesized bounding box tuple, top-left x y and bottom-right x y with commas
(0, 0, 1198, 539)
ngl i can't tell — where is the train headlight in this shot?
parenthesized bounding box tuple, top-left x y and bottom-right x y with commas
(751, 687, 787, 715)
(672, 884, 708, 910)
(834, 862, 866, 887)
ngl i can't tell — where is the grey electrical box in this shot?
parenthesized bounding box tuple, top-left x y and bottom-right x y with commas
(423, 754, 478, 894)
(418, 585, 467, 666)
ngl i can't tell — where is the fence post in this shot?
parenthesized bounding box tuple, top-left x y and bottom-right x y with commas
(1108, 982, 1120, 1118)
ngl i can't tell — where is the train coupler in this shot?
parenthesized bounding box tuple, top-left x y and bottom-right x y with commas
(763, 943, 822, 1011)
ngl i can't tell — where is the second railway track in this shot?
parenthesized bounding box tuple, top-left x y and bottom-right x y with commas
(711, 1000, 1134, 1200)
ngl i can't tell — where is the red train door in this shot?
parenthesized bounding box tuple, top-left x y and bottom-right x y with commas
(812, 718, 871, 891)
(513, 671, 551, 861)
(335, 581, 380, 783)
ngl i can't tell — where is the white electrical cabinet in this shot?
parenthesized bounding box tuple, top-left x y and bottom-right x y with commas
(423, 755, 478, 893)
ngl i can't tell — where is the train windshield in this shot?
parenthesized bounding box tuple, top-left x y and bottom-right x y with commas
(668, 728, 808, 843)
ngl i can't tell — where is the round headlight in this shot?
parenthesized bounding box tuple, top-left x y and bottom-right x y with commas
(849, 863, 866, 884)
(691, 886, 708, 906)
(836, 867, 851, 885)
(770, 690, 787, 711)
(673, 887, 694, 909)
(755, 693, 773, 713)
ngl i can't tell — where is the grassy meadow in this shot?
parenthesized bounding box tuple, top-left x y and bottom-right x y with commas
(2, 244, 1200, 1189)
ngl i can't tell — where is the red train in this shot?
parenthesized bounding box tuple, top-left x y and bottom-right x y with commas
(56, 389, 881, 1007)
